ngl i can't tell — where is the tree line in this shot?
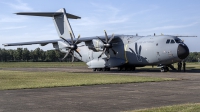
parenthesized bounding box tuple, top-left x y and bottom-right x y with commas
(0, 48, 199, 62)
(185, 52, 200, 62)
(0, 48, 79, 62)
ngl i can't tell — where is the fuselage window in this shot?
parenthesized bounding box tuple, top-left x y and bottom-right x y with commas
(171, 39, 175, 44)
(166, 39, 170, 44)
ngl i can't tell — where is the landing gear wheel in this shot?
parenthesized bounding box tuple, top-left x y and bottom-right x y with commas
(166, 67, 169, 71)
(131, 67, 135, 71)
(161, 67, 165, 72)
(97, 68, 101, 71)
(125, 67, 132, 71)
(160, 67, 169, 72)
(93, 68, 97, 72)
(118, 67, 122, 71)
(102, 68, 106, 71)
(104, 68, 110, 71)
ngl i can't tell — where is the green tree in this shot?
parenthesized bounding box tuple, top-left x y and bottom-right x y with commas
(45, 50, 56, 61)
(22, 48, 30, 61)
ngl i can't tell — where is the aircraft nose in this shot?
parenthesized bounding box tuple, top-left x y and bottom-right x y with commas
(177, 44, 189, 59)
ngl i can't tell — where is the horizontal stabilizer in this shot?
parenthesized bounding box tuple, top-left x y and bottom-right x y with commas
(15, 12, 81, 19)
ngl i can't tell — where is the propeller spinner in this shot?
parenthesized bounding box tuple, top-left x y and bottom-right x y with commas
(60, 32, 82, 62)
(97, 30, 116, 59)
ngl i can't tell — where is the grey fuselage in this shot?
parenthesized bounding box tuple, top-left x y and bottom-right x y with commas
(59, 35, 189, 68)
(5, 8, 189, 69)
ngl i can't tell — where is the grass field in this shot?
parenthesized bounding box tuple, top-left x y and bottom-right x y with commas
(0, 70, 175, 90)
(0, 62, 198, 90)
(0, 62, 199, 70)
(127, 103, 200, 112)
(0, 62, 200, 70)
(0, 62, 86, 68)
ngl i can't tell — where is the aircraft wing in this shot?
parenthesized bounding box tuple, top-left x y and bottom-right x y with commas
(3, 39, 61, 46)
(3, 35, 119, 46)
(3, 35, 118, 50)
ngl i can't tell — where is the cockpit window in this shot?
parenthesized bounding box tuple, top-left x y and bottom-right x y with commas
(171, 39, 175, 44)
(175, 38, 183, 43)
(166, 39, 170, 44)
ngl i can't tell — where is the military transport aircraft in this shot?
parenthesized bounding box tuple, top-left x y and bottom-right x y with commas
(3, 8, 195, 72)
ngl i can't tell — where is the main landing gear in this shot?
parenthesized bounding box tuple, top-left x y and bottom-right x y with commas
(160, 67, 169, 72)
(117, 67, 135, 71)
(93, 68, 110, 71)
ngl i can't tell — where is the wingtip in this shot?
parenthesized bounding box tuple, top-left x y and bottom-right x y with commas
(2, 44, 8, 46)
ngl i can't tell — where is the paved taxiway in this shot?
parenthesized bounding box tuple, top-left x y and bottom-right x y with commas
(0, 68, 200, 112)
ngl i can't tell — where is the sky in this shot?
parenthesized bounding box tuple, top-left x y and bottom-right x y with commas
(0, 0, 200, 51)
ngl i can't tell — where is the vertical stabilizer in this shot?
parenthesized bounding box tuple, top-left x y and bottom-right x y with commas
(15, 8, 81, 40)
(53, 8, 75, 39)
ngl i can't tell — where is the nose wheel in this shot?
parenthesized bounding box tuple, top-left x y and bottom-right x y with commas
(160, 67, 169, 72)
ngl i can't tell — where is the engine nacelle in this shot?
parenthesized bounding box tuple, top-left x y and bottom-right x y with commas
(85, 39, 104, 52)
(53, 41, 69, 53)
(92, 39, 104, 51)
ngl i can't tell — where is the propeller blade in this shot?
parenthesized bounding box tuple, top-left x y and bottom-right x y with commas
(97, 36, 106, 44)
(75, 50, 82, 57)
(135, 43, 138, 54)
(60, 37, 71, 45)
(106, 48, 109, 54)
(108, 34, 114, 43)
(71, 51, 74, 62)
(74, 35, 80, 44)
(69, 32, 74, 44)
(139, 45, 142, 55)
(107, 54, 110, 60)
(129, 48, 134, 53)
(111, 48, 117, 55)
(98, 48, 106, 58)
(62, 49, 71, 60)
(104, 30, 108, 43)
